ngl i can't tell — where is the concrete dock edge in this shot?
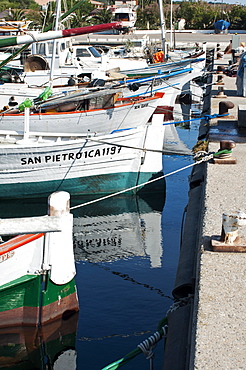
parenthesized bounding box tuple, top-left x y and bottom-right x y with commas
(163, 50, 246, 369)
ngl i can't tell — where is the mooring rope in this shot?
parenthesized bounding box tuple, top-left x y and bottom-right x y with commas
(162, 112, 229, 126)
(70, 148, 231, 211)
(101, 317, 168, 370)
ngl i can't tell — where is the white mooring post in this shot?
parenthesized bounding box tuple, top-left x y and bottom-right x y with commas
(45, 191, 76, 285)
(23, 107, 30, 141)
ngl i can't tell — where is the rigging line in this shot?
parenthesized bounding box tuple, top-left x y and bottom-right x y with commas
(87, 136, 165, 153)
(162, 79, 205, 99)
(70, 149, 230, 211)
(153, 105, 202, 119)
(70, 162, 196, 211)
(163, 112, 229, 126)
(55, 141, 88, 192)
(161, 108, 201, 119)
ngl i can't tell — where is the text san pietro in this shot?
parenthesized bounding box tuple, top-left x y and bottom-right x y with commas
(20, 146, 122, 165)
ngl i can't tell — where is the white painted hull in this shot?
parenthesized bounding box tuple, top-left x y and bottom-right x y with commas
(0, 191, 79, 326)
(0, 93, 162, 134)
(0, 56, 205, 110)
(0, 115, 165, 198)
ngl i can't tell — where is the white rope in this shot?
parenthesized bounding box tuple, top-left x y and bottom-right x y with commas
(70, 151, 212, 211)
(70, 162, 194, 210)
(193, 151, 213, 161)
(24, 31, 38, 42)
(137, 331, 162, 360)
(167, 295, 193, 315)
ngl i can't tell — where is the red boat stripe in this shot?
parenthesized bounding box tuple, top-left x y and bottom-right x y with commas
(0, 234, 44, 255)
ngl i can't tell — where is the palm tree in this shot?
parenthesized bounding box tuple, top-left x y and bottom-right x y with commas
(7, 9, 26, 21)
(92, 6, 113, 25)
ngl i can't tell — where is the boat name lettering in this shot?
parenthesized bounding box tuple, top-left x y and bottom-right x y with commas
(0, 251, 14, 263)
(20, 146, 122, 165)
(134, 103, 148, 109)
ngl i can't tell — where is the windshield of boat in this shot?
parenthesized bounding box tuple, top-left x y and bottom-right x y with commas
(75, 46, 101, 59)
(114, 13, 130, 21)
(35, 42, 59, 56)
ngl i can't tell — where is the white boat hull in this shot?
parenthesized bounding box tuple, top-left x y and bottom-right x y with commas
(0, 116, 165, 199)
(0, 93, 162, 134)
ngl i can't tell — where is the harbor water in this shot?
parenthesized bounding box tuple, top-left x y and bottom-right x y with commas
(0, 102, 201, 369)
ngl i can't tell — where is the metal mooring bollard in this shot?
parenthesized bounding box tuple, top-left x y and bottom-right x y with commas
(211, 211, 246, 252)
(216, 65, 225, 74)
(219, 101, 234, 115)
(216, 75, 224, 85)
(213, 140, 237, 164)
(215, 86, 227, 98)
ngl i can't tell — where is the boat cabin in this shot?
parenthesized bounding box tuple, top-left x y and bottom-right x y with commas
(112, 7, 137, 29)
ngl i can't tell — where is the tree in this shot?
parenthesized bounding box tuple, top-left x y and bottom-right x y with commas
(3, 0, 39, 10)
(64, 0, 94, 28)
(175, 0, 225, 30)
(91, 6, 113, 25)
(7, 9, 27, 21)
(136, 3, 160, 30)
(229, 4, 246, 30)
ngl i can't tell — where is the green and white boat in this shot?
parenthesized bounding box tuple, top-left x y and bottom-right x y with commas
(0, 191, 79, 326)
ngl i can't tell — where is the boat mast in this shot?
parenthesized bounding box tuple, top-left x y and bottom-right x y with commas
(158, 0, 166, 60)
(49, 0, 61, 87)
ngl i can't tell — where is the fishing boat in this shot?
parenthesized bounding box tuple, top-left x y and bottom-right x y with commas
(0, 21, 123, 86)
(0, 105, 165, 199)
(120, 55, 206, 79)
(0, 20, 32, 35)
(123, 61, 205, 105)
(0, 53, 206, 113)
(112, 5, 137, 33)
(0, 89, 164, 134)
(19, 41, 149, 86)
(0, 191, 79, 326)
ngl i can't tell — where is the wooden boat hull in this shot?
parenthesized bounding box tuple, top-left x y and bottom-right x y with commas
(0, 120, 165, 199)
(0, 93, 163, 134)
(0, 194, 79, 325)
(0, 273, 78, 327)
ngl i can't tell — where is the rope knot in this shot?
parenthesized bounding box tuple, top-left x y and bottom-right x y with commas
(137, 331, 162, 360)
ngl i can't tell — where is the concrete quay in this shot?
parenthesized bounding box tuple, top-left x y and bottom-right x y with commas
(162, 52, 246, 369)
(190, 54, 246, 368)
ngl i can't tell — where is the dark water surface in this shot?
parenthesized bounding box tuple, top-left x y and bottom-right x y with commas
(0, 107, 200, 369)
(74, 109, 200, 369)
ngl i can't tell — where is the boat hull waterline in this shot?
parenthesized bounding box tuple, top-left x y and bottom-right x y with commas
(0, 123, 164, 199)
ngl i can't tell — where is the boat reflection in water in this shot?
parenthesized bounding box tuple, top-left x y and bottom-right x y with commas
(0, 183, 165, 368)
(0, 312, 79, 369)
(72, 185, 166, 269)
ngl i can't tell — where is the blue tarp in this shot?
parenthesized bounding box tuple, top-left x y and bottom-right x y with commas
(236, 52, 246, 95)
(214, 20, 230, 30)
